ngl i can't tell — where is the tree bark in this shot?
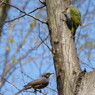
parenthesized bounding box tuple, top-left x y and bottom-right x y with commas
(0, 0, 10, 88)
(0, 0, 10, 36)
(77, 70, 95, 95)
(46, 0, 81, 95)
(46, 0, 95, 95)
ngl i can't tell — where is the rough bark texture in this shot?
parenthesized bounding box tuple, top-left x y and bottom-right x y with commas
(0, 0, 10, 88)
(0, 0, 10, 36)
(46, 0, 95, 95)
(46, 0, 81, 95)
(77, 70, 95, 95)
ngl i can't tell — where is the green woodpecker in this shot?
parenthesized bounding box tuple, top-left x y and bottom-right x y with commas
(65, 5, 82, 37)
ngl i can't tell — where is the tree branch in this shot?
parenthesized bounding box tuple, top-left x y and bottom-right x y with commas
(2, 2, 47, 24)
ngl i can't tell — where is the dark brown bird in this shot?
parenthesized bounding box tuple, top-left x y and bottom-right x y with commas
(15, 72, 53, 95)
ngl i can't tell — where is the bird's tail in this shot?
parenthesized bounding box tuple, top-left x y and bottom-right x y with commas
(14, 87, 27, 95)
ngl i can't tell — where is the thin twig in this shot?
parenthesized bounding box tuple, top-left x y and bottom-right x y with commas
(0, 5, 45, 25)
(21, 71, 34, 80)
(2, 2, 46, 24)
(39, 0, 46, 5)
(38, 24, 52, 52)
(0, 75, 20, 90)
(25, 90, 47, 95)
(39, 34, 52, 52)
(47, 87, 58, 93)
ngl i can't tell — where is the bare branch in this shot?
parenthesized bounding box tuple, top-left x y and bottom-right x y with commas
(2, 2, 47, 24)
(0, 75, 20, 90)
(39, 0, 46, 5)
(0, 5, 45, 25)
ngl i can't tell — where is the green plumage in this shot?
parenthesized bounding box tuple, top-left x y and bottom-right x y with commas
(65, 5, 82, 36)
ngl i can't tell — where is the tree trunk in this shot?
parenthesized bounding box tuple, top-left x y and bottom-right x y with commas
(46, 0, 95, 95)
(0, 0, 10, 36)
(0, 0, 10, 88)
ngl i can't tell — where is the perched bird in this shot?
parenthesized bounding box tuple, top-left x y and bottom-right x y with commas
(65, 5, 82, 37)
(15, 72, 53, 95)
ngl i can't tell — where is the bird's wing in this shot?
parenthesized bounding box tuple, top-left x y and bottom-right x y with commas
(70, 7, 81, 25)
(25, 77, 48, 87)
